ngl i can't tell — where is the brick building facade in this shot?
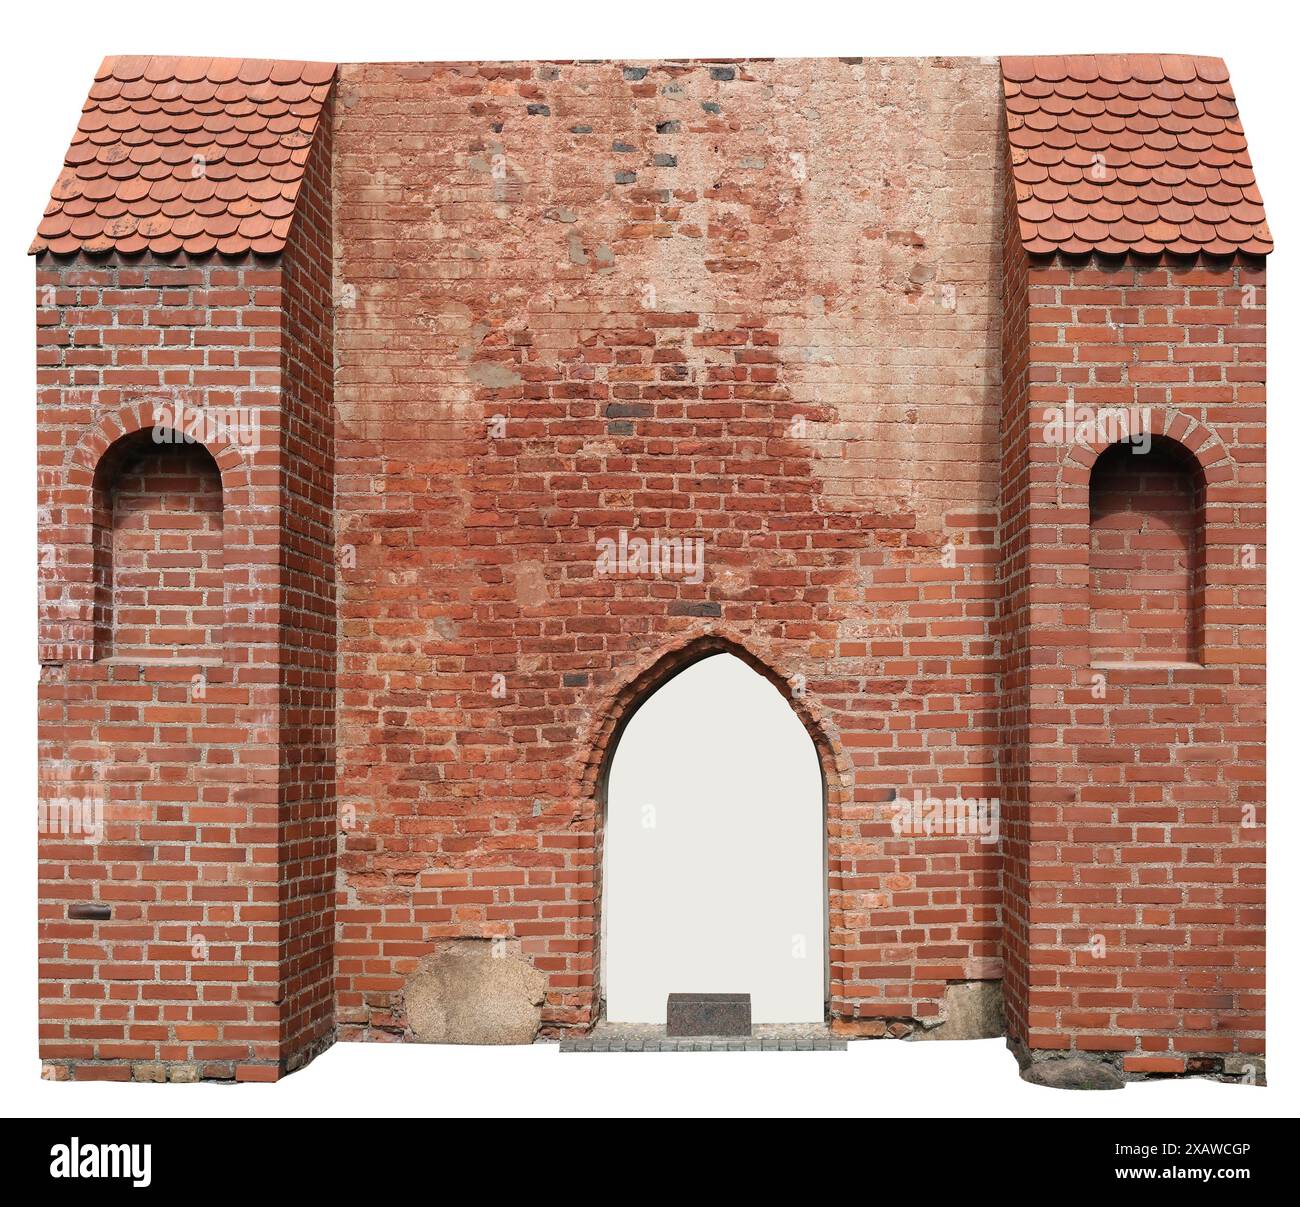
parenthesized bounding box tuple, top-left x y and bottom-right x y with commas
(32, 53, 1267, 1085)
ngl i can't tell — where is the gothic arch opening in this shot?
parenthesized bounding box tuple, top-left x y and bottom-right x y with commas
(599, 648, 828, 1024)
(1088, 435, 1207, 665)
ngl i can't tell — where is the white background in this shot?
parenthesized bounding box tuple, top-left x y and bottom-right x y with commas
(0, 0, 1293, 1118)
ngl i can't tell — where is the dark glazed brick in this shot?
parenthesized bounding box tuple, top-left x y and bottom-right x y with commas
(605, 402, 650, 419)
(667, 992, 752, 1036)
(68, 903, 111, 920)
(668, 601, 721, 618)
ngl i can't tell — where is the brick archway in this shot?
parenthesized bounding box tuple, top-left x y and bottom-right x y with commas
(580, 631, 851, 1025)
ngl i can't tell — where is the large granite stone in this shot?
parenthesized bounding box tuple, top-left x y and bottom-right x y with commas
(912, 980, 1004, 1041)
(1021, 1055, 1124, 1091)
(403, 941, 547, 1045)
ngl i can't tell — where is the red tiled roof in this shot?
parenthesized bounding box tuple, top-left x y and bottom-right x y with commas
(31, 56, 335, 257)
(1002, 55, 1271, 257)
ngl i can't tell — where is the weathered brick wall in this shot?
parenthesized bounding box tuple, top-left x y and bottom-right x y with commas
(1001, 256, 1266, 1078)
(331, 57, 1006, 1038)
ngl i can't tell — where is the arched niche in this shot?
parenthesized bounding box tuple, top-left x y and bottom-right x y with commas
(1088, 434, 1207, 666)
(91, 428, 226, 661)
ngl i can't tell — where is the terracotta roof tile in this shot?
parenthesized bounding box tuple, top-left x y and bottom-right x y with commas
(31, 55, 335, 257)
(1002, 54, 1271, 256)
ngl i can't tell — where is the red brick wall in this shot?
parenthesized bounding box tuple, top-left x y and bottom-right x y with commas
(37, 258, 287, 1081)
(996, 156, 1034, 1053)
(277, 94, 338, 1072)
(999, 251, 1266, 1077)
(331, 58, 1006, 1040)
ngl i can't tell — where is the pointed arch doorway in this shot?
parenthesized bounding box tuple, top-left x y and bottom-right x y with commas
(600, 651, 827, 1024)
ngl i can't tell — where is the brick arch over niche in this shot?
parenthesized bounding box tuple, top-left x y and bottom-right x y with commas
(44, 402, 255, 664)
(1058, 410, 1232, 490)
(578, 630, 851, 1017)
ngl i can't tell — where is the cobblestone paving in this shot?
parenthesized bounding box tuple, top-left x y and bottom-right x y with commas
(557, 1021, 846, 1052)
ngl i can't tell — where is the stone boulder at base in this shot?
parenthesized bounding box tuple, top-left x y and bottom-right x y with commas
(403, 942, 547, 1045)
(911, 981, 1004, 1041)
(1021, 1056, 1124, 1091)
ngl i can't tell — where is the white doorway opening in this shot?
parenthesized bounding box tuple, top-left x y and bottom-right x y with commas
(601, 652, 826, 1024)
